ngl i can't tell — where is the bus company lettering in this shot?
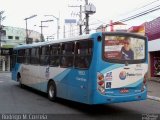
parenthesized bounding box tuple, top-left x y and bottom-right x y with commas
(126, 73, 142, 77)
(45, 66, 50, 78)
(78, 71, 86, 76)
(76, 77, 87, 82)
(119, 71, 142, 80)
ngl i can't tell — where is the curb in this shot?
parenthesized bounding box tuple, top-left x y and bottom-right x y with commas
(150, 80, 160, 83)
(147, 95, 160, 102)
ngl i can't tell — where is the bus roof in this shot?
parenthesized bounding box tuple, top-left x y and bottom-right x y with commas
(14, 33, 92, 50)
(13, 31, 146, 50)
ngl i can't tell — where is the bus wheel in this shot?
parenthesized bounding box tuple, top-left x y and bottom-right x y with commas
(17, 74, 24, 88)
(48, 81, 57, 101)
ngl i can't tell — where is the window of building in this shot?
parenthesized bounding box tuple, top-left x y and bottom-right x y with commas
(15, 36, 19, 40)
(8, 36, 13, 39)
(74, 40, 93, 69)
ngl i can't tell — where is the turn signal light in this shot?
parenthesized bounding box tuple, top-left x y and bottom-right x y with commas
(97, 73, 104, 81)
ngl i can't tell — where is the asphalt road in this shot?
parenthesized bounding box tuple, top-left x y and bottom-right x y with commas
(0, 73, 160, 120)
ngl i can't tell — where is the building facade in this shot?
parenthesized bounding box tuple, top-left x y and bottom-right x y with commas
(129, 17, 160, 80)
(145, 17, 160, 80)
(0, 26, 41, 72)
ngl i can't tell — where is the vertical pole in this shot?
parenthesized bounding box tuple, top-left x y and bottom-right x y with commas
(110, 20, 114, 32)
(63, 25, 65, 38)
(0, 13, 2, 51)
(25, 20, 28, 44)
(79, 5, 82, 35)
(57, 18, 59, 39)
(41, 21, 43, 41)
(57, 13, 60, 39)
(85, 0, 89, 34)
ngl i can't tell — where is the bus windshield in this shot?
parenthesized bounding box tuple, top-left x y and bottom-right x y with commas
(104, 35, 146, 62)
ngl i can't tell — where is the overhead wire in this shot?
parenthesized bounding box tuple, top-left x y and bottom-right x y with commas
(119, 4, 160, 22)
(118, 0, 160, 18)
(50, 0, 160, 37)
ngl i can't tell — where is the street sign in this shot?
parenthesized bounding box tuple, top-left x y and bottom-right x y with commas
(0, 48, 13, 55)
(65, 19, 76, 24)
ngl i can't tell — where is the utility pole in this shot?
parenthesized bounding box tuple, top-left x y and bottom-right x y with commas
(0, 11, 5, 54)
(84, 0, 96, 34)
(79, 5, 82, 35)
(44, 15, 60, 39)
(69, 0, 96, 35)
(69, 5, 83, 35)
(24, 14, 37, 44)
(85, 0, 89, 34)
(40, 20, 54, 42)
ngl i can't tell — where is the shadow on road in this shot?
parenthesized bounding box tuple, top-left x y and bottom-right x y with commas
(16, 84, 138, 116)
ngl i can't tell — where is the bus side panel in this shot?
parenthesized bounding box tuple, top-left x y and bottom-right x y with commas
(87, 33, 102, 104)
(53, 68, 70, 99)
(67, 69, 89, 104)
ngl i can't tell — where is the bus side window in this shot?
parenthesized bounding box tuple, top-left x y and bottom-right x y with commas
(40, 46, 49, 66)
(60, 42, 74, 68)
(50, 44, 60, 67)
(75, 40, 92, 69)
(31, 47, 40, 65)
(25, 49, 30, 64)
(17, 49, 25, 63)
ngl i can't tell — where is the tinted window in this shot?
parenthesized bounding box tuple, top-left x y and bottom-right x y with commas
(40, 46, 49, 65)
(25, 49, 30, 64)
(60, 42, 74, 68)
(74, 40, 93, 69)
(50, 44, 60, 66)
(31, 47, 40, 65)
(17, 49, 25, 63)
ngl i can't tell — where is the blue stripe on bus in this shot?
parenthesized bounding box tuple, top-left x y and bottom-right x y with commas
(101, 64, 124, 74)
(53, 69, 71, 81)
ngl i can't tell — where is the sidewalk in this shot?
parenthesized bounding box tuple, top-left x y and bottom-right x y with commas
(147, 80, 160, 102)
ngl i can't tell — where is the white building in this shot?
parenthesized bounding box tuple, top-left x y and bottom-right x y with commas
(0, 26, 41, 72)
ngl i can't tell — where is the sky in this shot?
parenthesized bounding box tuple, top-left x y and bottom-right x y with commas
(1, 0, 160, 39)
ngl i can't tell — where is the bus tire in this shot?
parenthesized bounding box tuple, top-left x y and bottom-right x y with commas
(17, 74, 24, 88)
(48, 81, 57, 101)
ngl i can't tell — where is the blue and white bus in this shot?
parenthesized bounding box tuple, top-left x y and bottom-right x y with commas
(11, 32, 148, 104)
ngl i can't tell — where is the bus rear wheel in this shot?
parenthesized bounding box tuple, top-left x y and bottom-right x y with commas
(17, 74, 24, 88)
(48, 81, 57, 101)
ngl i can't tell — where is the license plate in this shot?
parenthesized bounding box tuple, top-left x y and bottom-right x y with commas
(120, 88, 129, 93)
